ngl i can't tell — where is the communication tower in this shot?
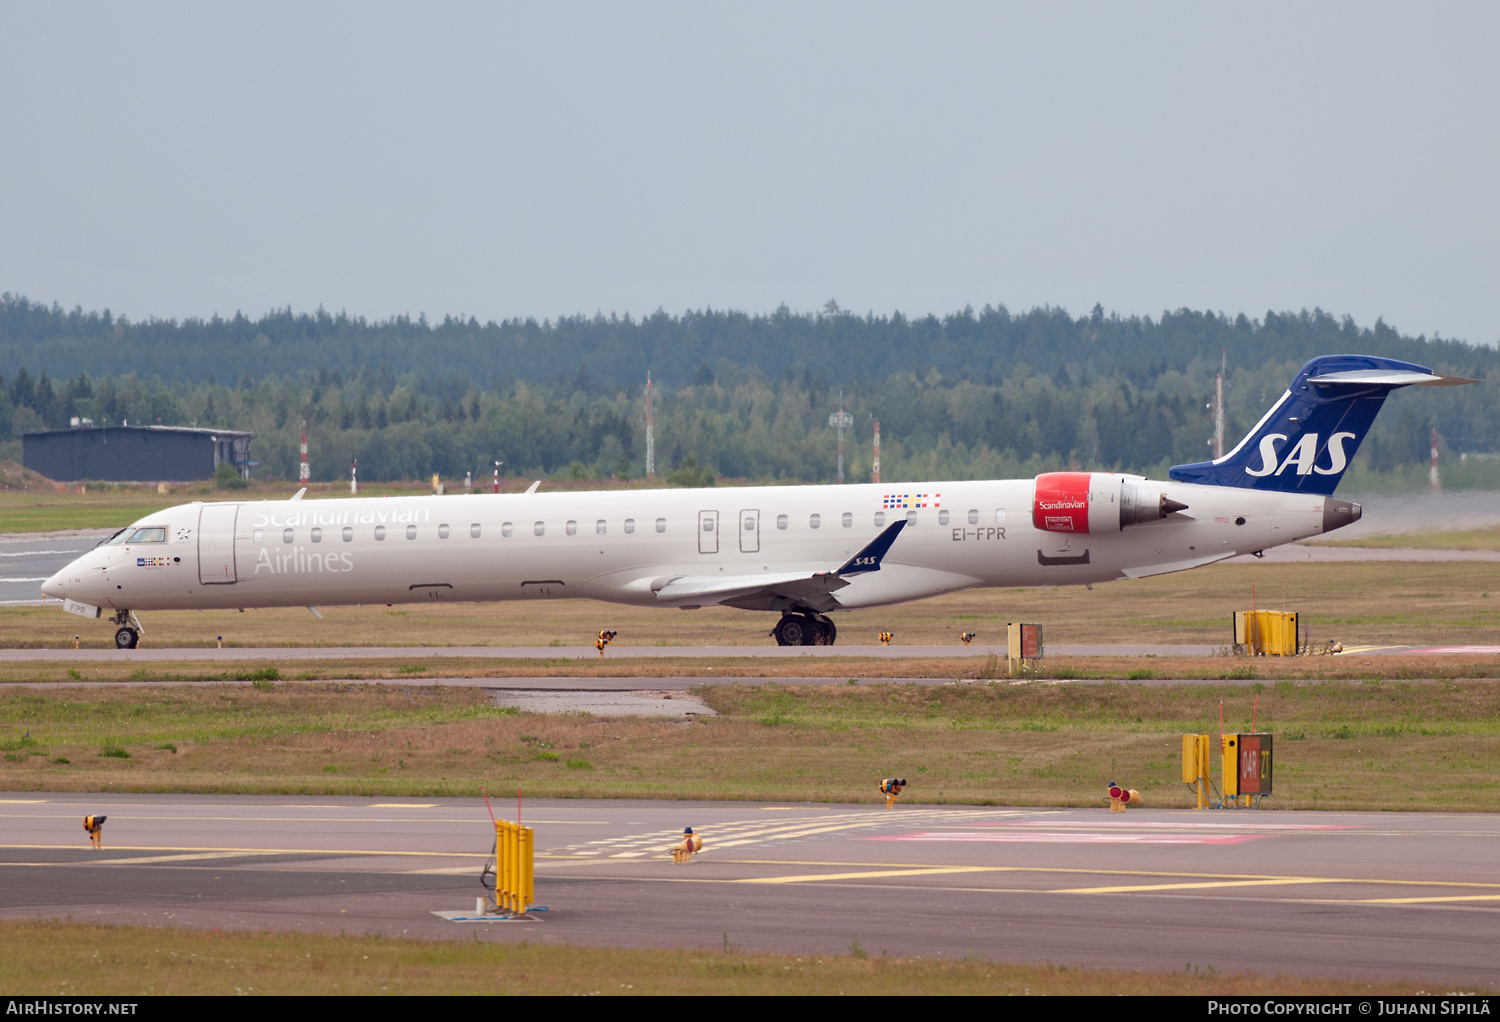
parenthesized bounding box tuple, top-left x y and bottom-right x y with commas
(1430, 428, 1441, 491)
(872, 419, 881, 484)
(645, 373, 655, 478)
(829, 394, 853, 484)
(299, 421, 310, 482)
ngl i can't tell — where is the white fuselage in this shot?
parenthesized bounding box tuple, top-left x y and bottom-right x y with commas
(42, 478, 1334, 616)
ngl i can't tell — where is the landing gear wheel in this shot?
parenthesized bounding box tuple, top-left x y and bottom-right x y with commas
(114, 627, 139, 650)
(813, 614, 836, 646)
(773, 615, 816, 647)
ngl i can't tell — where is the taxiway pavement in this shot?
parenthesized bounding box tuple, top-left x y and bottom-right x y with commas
(2, 793, 1497, 985)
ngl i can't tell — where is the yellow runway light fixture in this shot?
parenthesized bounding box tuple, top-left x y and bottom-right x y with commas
(596, 629, 618, 656)
(879, 632, 894, 646)
(879, 778, 907, 809)
(960, 632, 976, 645)
(83, 815, 106, 849)
(671, 827, 704, 864)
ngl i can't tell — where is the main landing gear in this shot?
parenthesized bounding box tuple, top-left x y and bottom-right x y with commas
(111, 610, 140, 649)
(772, 612, 837, 647)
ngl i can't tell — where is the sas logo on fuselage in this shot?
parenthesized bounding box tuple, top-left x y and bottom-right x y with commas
(1245, 432, 1357, 478)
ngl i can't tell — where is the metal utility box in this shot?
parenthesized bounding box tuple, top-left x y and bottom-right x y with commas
(1236, 733, 1274, 795)
(1234, 610, 1299, 656)
(1007, 622, 1043, 660)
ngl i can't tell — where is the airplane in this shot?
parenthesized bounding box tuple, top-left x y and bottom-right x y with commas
(41, 354, 1476, 650)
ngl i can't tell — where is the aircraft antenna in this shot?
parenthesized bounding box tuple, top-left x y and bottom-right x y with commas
(645, 373, 655, 478)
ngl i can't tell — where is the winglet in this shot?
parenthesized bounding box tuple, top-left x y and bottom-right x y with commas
(835, 520, 907, 576)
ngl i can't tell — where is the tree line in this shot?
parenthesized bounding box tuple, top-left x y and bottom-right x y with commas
(3, 355, 1495, 489)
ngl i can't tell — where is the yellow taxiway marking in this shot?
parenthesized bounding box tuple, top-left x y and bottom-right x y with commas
(1354, 894, 1500, 905)
(740, 866, 999, 884)
(95, 851, 284, 865)
(1057, 878, 1333, 895)
(368, 803, 438, 808)
(0, 843, 490, 858)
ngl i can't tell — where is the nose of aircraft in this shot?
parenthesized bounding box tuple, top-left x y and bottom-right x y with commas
(41, 567, 68, 600)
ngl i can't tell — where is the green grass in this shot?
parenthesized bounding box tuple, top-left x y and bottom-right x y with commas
(0, 920, 1445, 996)
(2, 678, 1499, 810)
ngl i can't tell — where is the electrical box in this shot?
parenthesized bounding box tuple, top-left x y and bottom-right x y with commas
(1234, 610, 1299, 656)
(1220, 734, 1239, 796)
(1007, 623, 1043, 660)
(1236, 733, 1274, 795)
(1181, 733, 1210, 784)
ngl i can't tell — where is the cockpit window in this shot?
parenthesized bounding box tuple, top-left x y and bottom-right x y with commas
(101, 529, 131, 546)
(125, 527, 167, 544)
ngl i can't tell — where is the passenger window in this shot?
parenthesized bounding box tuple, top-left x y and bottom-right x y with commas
(311, 527, 322, 543)
(566, 520, 578, 536)
(655, 518, 666, 533)
(874, 512, 885, 527)
(342, 527, 353, 542)
(624, 519, 635, 534)
(406, 525, 417, 540)
(905, 510, 917, 525)
(501, 522, 513, 537)
(995, 509, 1007, 525)
(938, 510, 949, 526)
(534, 521, 545, 536)
(841, 512, 853, 528)
(438, 523, 450, 539)
(127, 527, 166, 543)
(375, 526, 386, 541)
(702, 518, 714, 532)
(252, 529, 265, 545)
(776, 514, 788, 530)
(470, 523, 482, 538)
(283, 528, 294, 544)
(744, 516, 755, 531)
(968, 509, 979, 525)
(596, 520, 607, 535)
(809, 514, 821, 529)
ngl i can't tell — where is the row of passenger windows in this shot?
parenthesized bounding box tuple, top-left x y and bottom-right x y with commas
(249, 508, 1009, 545)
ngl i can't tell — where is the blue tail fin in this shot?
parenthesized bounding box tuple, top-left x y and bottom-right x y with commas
(1169, 354, 1476, 495)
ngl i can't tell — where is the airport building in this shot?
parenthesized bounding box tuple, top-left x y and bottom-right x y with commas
(22, 423, 255, 483)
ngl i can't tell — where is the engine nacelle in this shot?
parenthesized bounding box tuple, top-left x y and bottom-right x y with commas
(1032, 472, 1188, 533)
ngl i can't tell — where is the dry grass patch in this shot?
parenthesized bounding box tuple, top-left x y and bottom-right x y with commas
(0, 919, 1448, 996)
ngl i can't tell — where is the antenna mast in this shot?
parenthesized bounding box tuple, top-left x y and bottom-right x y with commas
(872, 418, 881, 485)
(829, 393, 853, 484)
(299, 421, 310, 482)
(1211, 349, 1226, 460)
(645, 373, 655, 478)
(1430, 427, 1441, 491)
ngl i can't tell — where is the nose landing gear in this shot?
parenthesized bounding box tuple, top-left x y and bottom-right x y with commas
(109, 610, 141, 649)
(772, 612, 837, 647)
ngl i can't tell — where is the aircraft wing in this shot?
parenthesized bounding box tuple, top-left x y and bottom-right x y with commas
(650, 520, 906, 611)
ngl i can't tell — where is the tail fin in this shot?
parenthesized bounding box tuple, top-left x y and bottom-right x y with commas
(1169, 354, 1477, 495)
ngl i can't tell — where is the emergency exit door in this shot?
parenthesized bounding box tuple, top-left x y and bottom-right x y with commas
(739, 509, 760, 553)
(698, 510, 719, 554)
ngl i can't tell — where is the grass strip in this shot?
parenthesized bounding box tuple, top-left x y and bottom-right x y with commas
(2, 679, 1498, 809)
(0, 919, 1460, 996)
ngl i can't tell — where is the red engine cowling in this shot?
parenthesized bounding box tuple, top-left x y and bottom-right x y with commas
(1033, 472, 1191, 533)
(1032, 472, 1093, 533)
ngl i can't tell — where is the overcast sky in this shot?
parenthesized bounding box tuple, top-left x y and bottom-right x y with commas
(2, 3, 1497, 344)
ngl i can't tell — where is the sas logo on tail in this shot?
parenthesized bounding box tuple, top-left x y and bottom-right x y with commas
(1245, 432, 1357, 477)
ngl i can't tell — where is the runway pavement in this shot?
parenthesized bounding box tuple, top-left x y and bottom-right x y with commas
(0, 534, 99, 606)
(2, 793, 1498, 985)
(2, 642, 1493, 661)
